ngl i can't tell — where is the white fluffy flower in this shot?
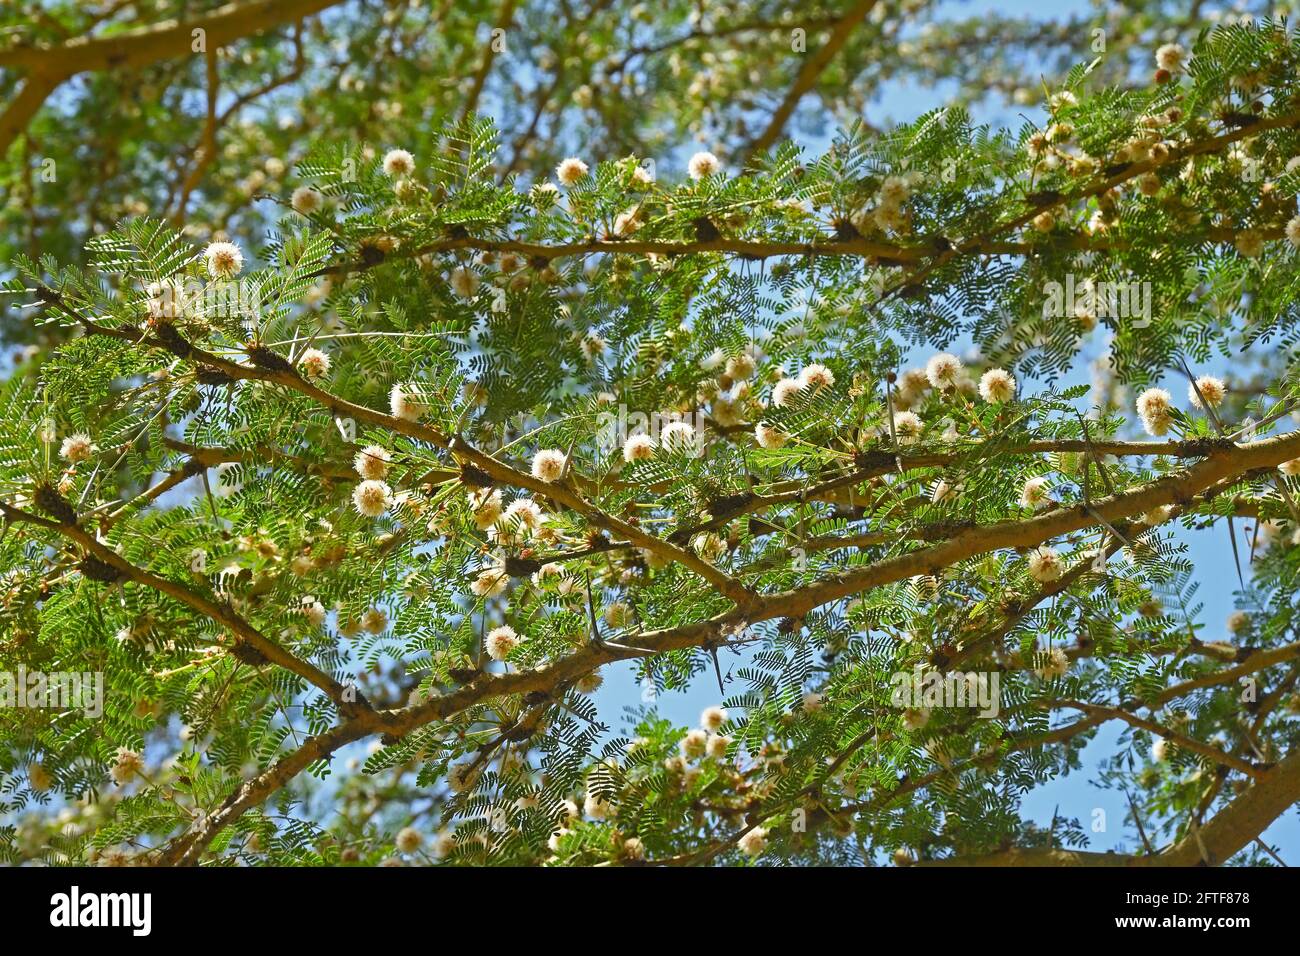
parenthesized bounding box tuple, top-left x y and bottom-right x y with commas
(583, 790, 613, 819)
(1034, 646, 1070, 680)
(754, 422, 787, 449)
(700, 706, 727, 731)
(449, 266, 481, 299)
(298, 347, 330, 379)
(1136, 387, 1173, 436)
(738, 827, 768, 857)
(771, 377, 804, 407)
(555, 157, 588, 185)
(575, 670, 604, 694)
(390, 383, 428, 421)
(1227, 610, 1251, 633)
(798, 363, 835, 390)
(485, 624, 518, 660)
(1286, 215, 1300, 249)
(110, 748, 143, 786)
(59, 433, 95, 463)
(471, 566, 509, 599)
(504, 497, 544, 530)
(706, 734, 730, 759)
(1235, 231, 1264, 258)
(978, 368, 1016, 404)
(1155, 43, 1185, 73)
(361, 607, 388, 634)
(687, 150, 721, 180)
(726, 353, 756, 381)
(901, 707, 930, 731)
(691, 532, 726, 562)
(680, 728, 708, 758)
(1027, 546, 1063, 583)
(382, 148, 415, 178)
(469, 488, 503, 528)
(301, 598, 327, 628)
(1019, 476, 1051, 509)
(1187, 375, 1226, 409)
(892, 411, 922, 444)
(352, 479, 392, 517)
(1151, 738, 1170, 762)
(291, 186, 322, 215)
(204, 241, 244, 279)
(353, 444, 391, 480)
(660, 420, 698, 454)
(925, 352, 963, 389)
(395, 827, 422, 854)
(623, 433, 656, 462)
(531, 448, 567, 483)
(431, 830, 455, 858)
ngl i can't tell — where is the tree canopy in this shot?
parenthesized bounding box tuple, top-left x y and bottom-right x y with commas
(2, 0, 1300, 868)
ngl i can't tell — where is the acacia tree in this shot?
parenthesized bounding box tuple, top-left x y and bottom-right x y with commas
(2, 1, 1300, 867)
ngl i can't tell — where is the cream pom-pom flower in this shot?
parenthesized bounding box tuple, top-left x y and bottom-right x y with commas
(680, 728, 708, 758)
(60, 433, 95, 463)
(700, 706, 727, 731)
(891, 410, 922, 444)
(738, 827, 768, 857)
(504, 497, 545, 530)
(1155, 42, 1185, 72)
(622, 433, 656, 462)
(1136, 387, 1173, 436)
(583, 790, 613, 819)
(531, 448, 567, 483)
(1187, 375, 1226, 409)
(390, 383, 428, 421)
(353, 444, 391, 480)
(1027, 545, 1063, 583)
(706, 734, 730, 759)
(395, 827, 422, 854)
(471, 566, 509, 599)
(298, 347, 330, 379)
(449, 265, 481, 299)
(771, 377, 804, 407)
(659, 420, 698, 454)
(978, 368, 1016, 403)
(361, 607, 388, 633)
(1286, 215, 1300, 249)
(382, 148, 415, 178)
(925, 352, 963, 389)
(291, 186, 322, 215)
(1019, 476, 1051, 509)
(754, 422, 787, 449)
(726, 353, 756, 381)
(798, 363, 835, 390)
(485, 624, 518, 660)
(468, 487, 504, 528)
(1034, 646, 1070, 680)
(204, 241, 244, 279)
(352, 479, 392, 517)
(110, 747, 144, 785)
(687, 150, 720, 180)
(555, 157, 589, 185)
